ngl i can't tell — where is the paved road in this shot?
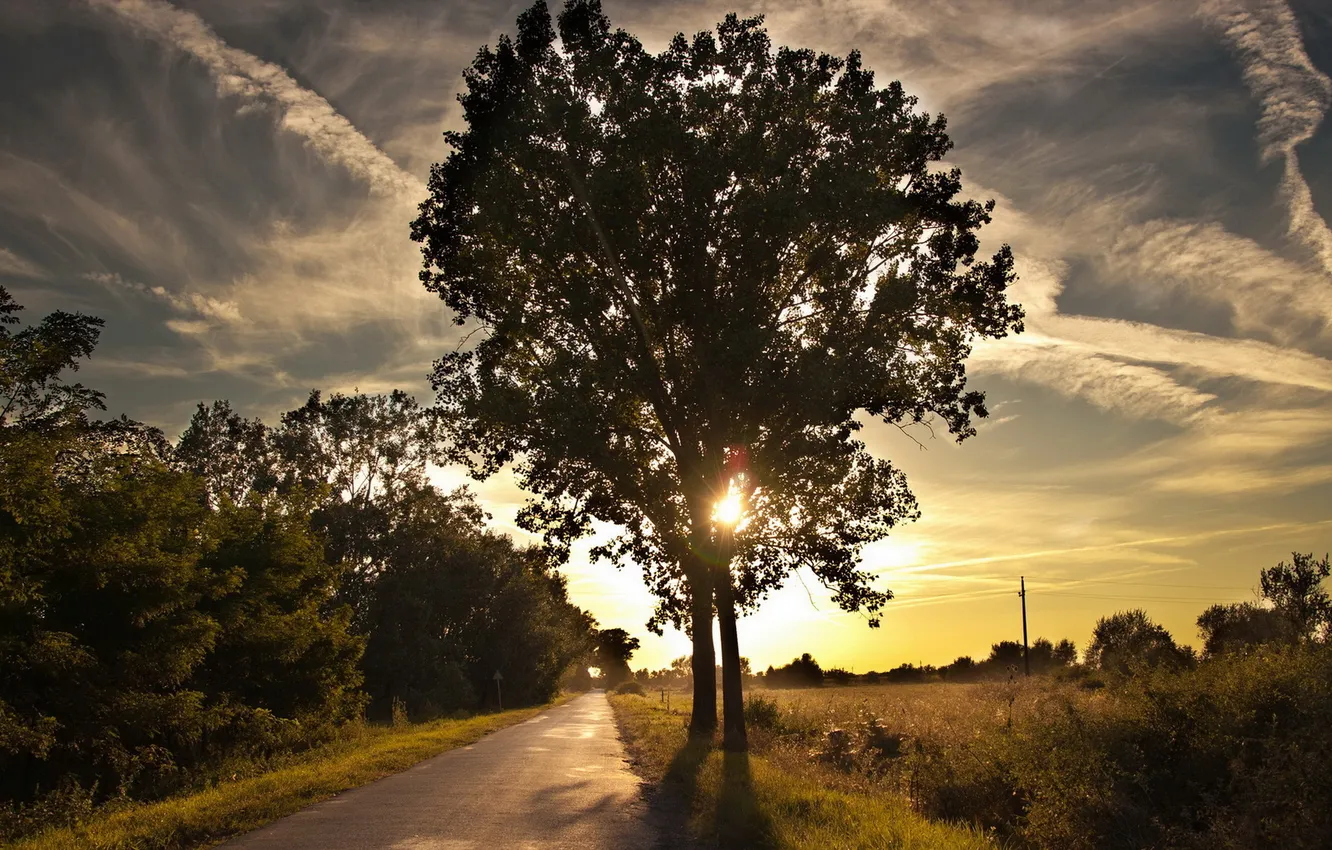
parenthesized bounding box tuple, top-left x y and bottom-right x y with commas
(224, 692, 658, 849)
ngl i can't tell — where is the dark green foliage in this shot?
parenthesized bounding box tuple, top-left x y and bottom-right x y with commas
(1259, 551, 1331, 641)
(1015, 644, 1332, 850)
(0, 426, 366, 818)
(360, 487, 592, 719)
(591, 628, 641, 687)
(1086, 609, 1194, 675)
(0, 287, 596, 837)
(766, 653, 824, 688)
(412, 0, 1023, 741)
(1197, 601, 1288, 656)
(613, 680, 646, 696)
(0, 438, 218, 804)
(743, 695, 784, 733)
(192, 491, 366, 732)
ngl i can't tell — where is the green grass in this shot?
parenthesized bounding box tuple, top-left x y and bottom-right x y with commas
(8, 698, 571, 850)
(610, 693, 1000, 850)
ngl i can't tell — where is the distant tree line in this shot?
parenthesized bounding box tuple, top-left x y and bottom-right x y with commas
(731, 554, 1329, 689)
(0, 288, 599, 831)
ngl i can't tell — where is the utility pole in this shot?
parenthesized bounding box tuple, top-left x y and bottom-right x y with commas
(1019, 576, 1030, 677)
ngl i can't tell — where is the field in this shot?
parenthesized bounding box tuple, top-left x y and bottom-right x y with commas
(610, 692, 998, 850)
(617, 646, 1332, 850)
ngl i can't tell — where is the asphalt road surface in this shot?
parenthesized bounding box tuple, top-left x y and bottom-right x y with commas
(223, 692, 659, 849)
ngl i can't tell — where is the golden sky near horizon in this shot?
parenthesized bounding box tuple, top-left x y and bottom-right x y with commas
(3, 0, 1331, 672)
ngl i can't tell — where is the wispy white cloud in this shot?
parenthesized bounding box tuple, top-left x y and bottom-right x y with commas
(0, 247, 47, 279)
(970, 340, 1218, 425)
(85, 270, 241, 323)
(1106, 218, 1332, 339)
(86, 0, 423, 199)
(1203, 0, 1332, 274)
(1040, 314, 1332, 393)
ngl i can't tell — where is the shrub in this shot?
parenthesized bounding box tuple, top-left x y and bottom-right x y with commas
(613, 680, 646, 696)
(744, 695, 784, 732)
(1016, 643, 1332, 849)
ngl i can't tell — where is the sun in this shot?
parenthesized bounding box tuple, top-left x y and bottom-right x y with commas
(714, 490, 743, 526)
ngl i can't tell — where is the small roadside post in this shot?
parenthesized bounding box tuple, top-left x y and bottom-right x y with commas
(493, 670, 503, 711)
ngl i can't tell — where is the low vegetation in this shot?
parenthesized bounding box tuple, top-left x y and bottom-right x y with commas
(6, 702, 560, 850)
(618, 640, 1332, 850)
(610, 692, 998, 849)
(621, 551, 1332, 849)
(747, 642, 1332, 849)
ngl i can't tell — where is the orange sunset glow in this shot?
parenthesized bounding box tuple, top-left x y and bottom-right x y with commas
(5, 0, 1331, 678)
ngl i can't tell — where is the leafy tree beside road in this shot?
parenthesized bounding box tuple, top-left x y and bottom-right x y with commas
(0, 286, 599, 838)
(412, 0, 1023, 750)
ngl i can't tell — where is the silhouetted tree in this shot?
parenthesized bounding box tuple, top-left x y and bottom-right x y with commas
(941, 656, 978, 681)
(1197, 601, 1288, 657)
(412, 0, 1022, 749)
(1026, 637, 1077, 672)
(271, 389, 445, 616)
(767, 653, 824, 688)
(357, 486, 592, 717)
(1086, 610, 1193, 675)
(824, 667, 855, 685)
(1260, 552, 1331, 642)
(175, 400, 274, 506)
(592, 628, 641, 687)
(884, 663, 929, 683)
(1051, 638, 1078, 667)
(0, 286, 104, 430)
(988, 640, 1026, 669)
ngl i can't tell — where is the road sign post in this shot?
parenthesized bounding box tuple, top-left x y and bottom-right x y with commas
(493, 670, 503, 711)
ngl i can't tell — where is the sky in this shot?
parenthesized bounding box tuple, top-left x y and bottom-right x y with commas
(3, 0, 1332, 673)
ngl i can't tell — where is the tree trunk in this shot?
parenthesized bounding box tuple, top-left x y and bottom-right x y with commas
(688, 571, 717, 737)
(715, 576, 748, 751)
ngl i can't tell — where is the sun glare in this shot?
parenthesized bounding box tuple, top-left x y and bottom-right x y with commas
(714, 490, 743, 526)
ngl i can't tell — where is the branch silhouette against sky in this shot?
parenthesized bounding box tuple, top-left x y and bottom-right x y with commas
(2, 0, 1331, 670)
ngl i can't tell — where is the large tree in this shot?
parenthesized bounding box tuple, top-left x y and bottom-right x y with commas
(1086, 609, 1194, 675)
(413, 1, 1022, 747)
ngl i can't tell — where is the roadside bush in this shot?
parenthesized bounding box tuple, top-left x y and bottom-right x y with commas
(613, 681, 646, 696)
(1015, 643, 1332, 849)
(759, 644, 1332, 849)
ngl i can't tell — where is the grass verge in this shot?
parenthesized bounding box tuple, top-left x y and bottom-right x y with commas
(610, 693, 1000, 850)
(10, 697, 572, 850)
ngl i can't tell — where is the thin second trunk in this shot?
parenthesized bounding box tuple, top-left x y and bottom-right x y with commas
(715, 577, 748, 752)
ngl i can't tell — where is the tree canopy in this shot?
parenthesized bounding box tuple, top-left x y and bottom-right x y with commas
(412, 0, 1022, 743)
(1087, 610, 1194, 675)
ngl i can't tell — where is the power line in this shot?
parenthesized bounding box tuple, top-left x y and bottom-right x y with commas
(1030, 578, 1253, 591)
(1043, 591, 1246, 603)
